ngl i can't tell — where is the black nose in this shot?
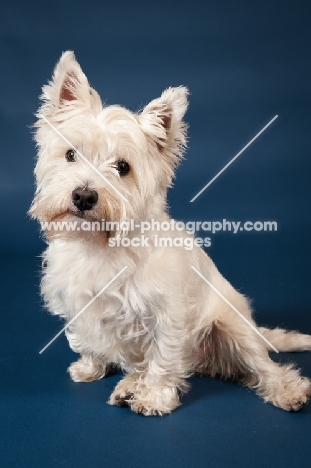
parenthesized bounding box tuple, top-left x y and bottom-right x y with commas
(72, 187, 98, 211)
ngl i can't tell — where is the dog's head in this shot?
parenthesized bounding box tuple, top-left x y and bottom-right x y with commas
(29, 51, 188, 242)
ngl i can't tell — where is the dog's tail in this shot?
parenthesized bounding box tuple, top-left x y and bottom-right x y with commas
(258, 327, 311, 352)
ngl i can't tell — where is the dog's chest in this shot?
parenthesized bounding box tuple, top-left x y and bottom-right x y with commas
(44, 241, 161, 363)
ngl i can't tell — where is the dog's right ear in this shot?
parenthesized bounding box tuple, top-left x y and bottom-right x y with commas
(37, 51, 101, 119)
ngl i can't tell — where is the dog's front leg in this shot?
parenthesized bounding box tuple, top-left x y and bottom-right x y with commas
(65, 327, 109, 382)
(63, 297, 118, 383)
(108, 325, 189, 416)
(68, 354, 108, 382)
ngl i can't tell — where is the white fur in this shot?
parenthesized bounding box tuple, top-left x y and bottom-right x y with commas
(30, 51, 311, 415)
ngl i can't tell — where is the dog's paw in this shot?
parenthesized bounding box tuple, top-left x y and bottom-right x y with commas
(108, 375, 180, 416)
(68, 356, 107, 382)
(264, 370, 311, 412)
(108, 374, 139, 407)
(129, 399, 175, 416)
(282, 377, 311, 412)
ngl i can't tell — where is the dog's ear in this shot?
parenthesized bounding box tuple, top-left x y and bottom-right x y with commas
(139, 87, 188, 181)
(38, 51, 101, 118)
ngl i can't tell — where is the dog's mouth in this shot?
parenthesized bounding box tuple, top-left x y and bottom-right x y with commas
(47, 210, 112, 241)
(50, 210, 99, 222)
(71, 210, 96, 221)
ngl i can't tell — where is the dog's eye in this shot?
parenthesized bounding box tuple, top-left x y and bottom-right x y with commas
(66, 149, 76, 162)
(117, 160, 130, 176)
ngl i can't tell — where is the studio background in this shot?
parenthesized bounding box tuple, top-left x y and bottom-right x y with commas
(1, 1, 311, 467)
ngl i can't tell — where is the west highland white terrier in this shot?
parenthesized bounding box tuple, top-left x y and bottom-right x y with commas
(30, 51, 311, 415)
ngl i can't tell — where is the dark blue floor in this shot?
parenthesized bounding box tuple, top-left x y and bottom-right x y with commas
(1, 256, 311, 468)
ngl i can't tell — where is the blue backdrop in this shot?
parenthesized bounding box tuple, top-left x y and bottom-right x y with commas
(1, 1, 311, 467)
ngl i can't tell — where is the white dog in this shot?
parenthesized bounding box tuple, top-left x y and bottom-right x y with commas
(30, 51, 311, 415)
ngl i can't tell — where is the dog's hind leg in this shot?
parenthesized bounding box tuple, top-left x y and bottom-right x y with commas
(196, 285, 311, 411)
(199, 317, 311, 411)
(258, 327, 311, 352)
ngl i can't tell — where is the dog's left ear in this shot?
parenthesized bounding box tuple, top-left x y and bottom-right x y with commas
(139, 87, 189, 178)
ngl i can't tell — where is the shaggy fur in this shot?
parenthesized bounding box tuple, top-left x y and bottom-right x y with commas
(30, 51, 311, 416)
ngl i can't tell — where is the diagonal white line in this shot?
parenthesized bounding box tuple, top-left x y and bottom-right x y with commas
(40, 114, 129, 203)
(190, 115, 278, 202)
(191, 266, 279, 353)
(39, 266, 128, 354)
